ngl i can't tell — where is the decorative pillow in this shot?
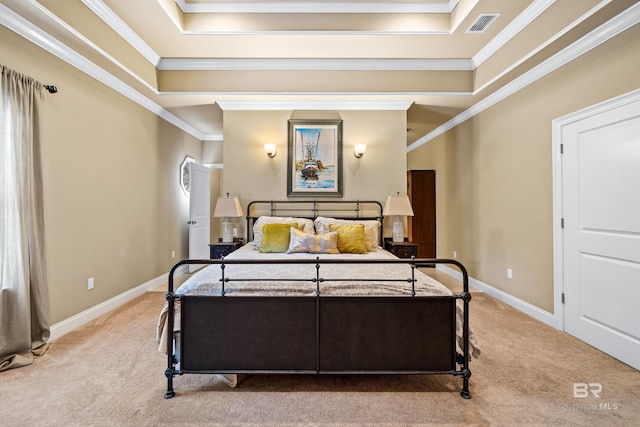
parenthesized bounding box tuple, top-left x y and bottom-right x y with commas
(287, 227, 339, 254)
(329, 224, 367, 254)
(252, 216, 315, 247)
(259, 223, 298, 253)
(314, 217, 381, 251)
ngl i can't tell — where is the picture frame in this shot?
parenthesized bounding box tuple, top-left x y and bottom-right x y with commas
(287, 119, 343, 197)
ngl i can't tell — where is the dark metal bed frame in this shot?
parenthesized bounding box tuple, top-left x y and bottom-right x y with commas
(164, 200, 472, 399)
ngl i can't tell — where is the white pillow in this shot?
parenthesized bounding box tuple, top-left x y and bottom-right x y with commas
(252, 216, 315, 247)
(313, 217, 381, 251)
(287, 227, 339, 254)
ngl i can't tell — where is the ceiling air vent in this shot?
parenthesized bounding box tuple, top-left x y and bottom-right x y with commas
(466, 13, 500, 33)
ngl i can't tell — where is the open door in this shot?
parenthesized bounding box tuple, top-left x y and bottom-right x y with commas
(188, 162, 210, 273)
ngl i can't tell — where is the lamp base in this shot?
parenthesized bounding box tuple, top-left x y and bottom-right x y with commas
(392, 216, 404, 243)
(221, 218, 233, 243)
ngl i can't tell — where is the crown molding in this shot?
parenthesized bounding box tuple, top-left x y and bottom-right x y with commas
(157, 58, 475, 71)
(81, 0, 160, 66)
(407, 1, 640, 152)
(473, 0, 612, 95)
(472, 0, 556, 67)
(19, 0, 157, 94)
(201, 134, 224, 142)
(216, 101, 413, 111)
(166, 91, 471, 98)
(174, 0, 458, 14)
(0, 3, 206, 141)
(7, 0, 636, 145)
(171, 0, 463, 34)
(180, 29, 450, 35)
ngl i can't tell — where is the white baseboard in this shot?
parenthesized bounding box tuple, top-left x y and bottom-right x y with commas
(49, 269, 176, 341)
(51, 263, 556, 341)
(437, 264, 556, 328)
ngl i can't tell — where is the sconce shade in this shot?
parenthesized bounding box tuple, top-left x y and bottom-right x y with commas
(354, 144, 367, 158)
(264, 144, 277, 158)
(213, 196, 244, 218)
(382, 195, 414, 217)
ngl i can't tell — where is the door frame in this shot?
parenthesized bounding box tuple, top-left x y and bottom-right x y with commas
(551, 88, 640, 331)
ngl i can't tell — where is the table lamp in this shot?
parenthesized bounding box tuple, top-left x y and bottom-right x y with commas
(213, 194, 243, 243)
(383, 194, 414, 243)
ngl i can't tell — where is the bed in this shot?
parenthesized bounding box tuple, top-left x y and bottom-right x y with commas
(160, 200, 479, 399)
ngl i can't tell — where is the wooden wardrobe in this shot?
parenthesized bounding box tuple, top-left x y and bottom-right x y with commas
(407, 170, 436, 259)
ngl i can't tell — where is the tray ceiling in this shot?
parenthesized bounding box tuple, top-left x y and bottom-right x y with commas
(1, 0, 638, 144)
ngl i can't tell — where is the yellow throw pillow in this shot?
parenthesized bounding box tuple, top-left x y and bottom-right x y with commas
(329, 224, 367, 254)
(314, 217, 381, 251)
(288, 227, 339, 254)
(260, 223, 297, 253)
(252, 216, 315, 247)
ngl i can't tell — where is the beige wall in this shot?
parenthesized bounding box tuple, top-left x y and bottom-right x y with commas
(5, 13, 637, 326)
(1, 26, 202, 324)
(408, 24, 640, 313)
(219, 109, 407, 239)
(209, 168, 223, 241)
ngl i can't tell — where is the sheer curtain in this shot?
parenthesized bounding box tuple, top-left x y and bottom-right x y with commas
(0, 65, 50, 371)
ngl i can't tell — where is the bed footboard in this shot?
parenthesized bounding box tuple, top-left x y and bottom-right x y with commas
(181, 296, 317, 372)
(319, 297, 456, 372)
(164, 258, 472, 399)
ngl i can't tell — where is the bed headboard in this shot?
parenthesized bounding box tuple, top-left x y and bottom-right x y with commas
(246, 200, 384, 244)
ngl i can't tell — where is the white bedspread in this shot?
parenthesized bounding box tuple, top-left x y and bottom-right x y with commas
(157, 245, 480, 385)
(171, 245, 455, 297)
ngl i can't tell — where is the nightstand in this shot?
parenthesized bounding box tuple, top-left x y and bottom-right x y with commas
(384, 238, 418, 259)
(209, 239, 243, 259)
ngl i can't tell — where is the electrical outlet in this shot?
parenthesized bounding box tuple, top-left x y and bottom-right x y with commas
(507, 268, 513, 279)
(232, 228, 238, 237)
(88, 277, 94, 290)
(453, 250, 457, 259)
(171, 251, 175, 259)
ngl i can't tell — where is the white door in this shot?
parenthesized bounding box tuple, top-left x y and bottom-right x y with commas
(561, 95, 640, 370)
(188, 162, 210, 273)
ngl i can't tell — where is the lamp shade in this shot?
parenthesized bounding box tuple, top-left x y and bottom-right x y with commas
(354, 144, 366, 158)
(264, 144, 276, 158)
(382, 195, 414, 217)
(213, 196, 244, 218)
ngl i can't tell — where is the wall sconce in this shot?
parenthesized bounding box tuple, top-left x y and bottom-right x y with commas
(354, 144, 367, 158)
(264, 144, 277, 158)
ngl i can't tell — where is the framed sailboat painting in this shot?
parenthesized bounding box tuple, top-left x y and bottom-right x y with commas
(287, 119, 343, 197)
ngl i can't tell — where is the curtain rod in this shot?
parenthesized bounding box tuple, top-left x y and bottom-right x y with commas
(44, 85, 57, 94)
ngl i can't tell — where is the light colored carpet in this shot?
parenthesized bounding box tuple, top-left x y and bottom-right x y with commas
(1, 272, 638, 426)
